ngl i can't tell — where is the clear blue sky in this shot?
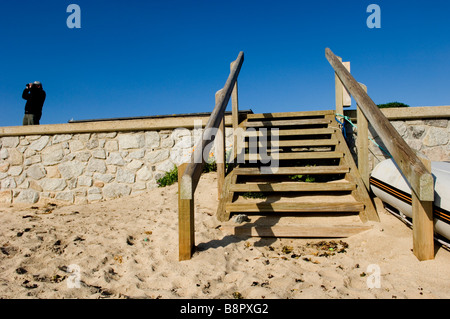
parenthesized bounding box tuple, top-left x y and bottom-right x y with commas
(1, 0, 449, 127)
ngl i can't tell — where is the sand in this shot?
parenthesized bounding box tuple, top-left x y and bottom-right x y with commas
(1, 172, 450, 299)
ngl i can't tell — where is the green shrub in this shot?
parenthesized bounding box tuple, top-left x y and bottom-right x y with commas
(157, 166, 178, 187)
(289, 174, 315, 182)
(242, 192, 268, 199)
(377, 102, 409, 109)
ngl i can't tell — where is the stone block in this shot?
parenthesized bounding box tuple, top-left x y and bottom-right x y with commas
(116, 168, 135, 184)
(145, 131, 160, 148)
(55, 191, 74, 203)
(103, 183, 131, 199)
(106, 152, 125, 166)
(78, 176, 93, 187)
(118, 133, 145, 150)
(93, 173, 115, 183)
(39, 178, 67, 192)
(8, 149, 23, 165)
(105, 140, 118, 151)
(58, 160, 85, 179)
(15, 190, 39, 204)
(42, 145, 64, 165)
(8, 166, 23, 176)
(1, 137, 20, 148)
(52, 134, 73, 144)
(69, 140, 85, 152)
(29, 136, 50, 151)
(87, 158, 107, 173)
(0, 190, 12, 204)
(0, 177, 17, 189)
(136, 165, 152, 181)
(26, 164, 47, 180)
(423, 127, 448, 147)
(145, 149, 169, 164)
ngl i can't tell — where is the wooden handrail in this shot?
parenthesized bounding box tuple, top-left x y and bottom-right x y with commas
(179, 51, 244, 200)
(178, 51, 244, 260)
(326, 48, 435, 261)
(325, 48, 433, 202)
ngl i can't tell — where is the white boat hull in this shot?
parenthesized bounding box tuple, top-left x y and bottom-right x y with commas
(370, 159, 450, 242)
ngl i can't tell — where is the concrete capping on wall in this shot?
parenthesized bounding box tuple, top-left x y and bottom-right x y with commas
(0, 113, 239, 137)
(342, 105, 450, 172)
(344, 105, 450, 121)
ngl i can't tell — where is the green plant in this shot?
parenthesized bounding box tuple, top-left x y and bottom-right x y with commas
(203, 160, 217, 173)
(157, 166, 178, 187)
(289, 174, 315, 182)
(242, 192, 268, 199)
(377, 102, 409, 109)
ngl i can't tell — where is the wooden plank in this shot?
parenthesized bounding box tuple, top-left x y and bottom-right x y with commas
(178, 163, 195, 261)
(326, 47, 434, 202)
(233, 166, 350, 175)
(356, 84, 370, 189)
(247, 110, 334, 119)
(244, 128, 336, 137)
(245, 118, 331, 128)
(412, 157, 434, 261)
(230, 181, 356, 192)
(216, 171, 237, 222)
(342, 61, 352, 107)
(412, 196, 434, 261)
(215, 90, 226, 199)
(221, 224, 373, 238)
(226, 201, 364, 213)
(335, 55, 344, 115)
(230, 61, 239, 161)
(244, 139, 338, 148)
(330, 115, 379, 222)
(245, 151, 344, 161)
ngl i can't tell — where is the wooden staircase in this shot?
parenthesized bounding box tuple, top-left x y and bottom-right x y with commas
(217, 110, 379, 238)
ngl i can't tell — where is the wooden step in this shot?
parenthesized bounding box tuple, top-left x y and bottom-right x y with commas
(230, 181, 356, 192)
(247, 110, 335, 119)
(245, 118, 331, 128)
(244, 139, 339, 148)
(244, 128, 336, 137)
(221, 224, 372, 238)
(233, 166, 350, 175)
(244, 151, 344, 161)
(225, 201, 364, 213)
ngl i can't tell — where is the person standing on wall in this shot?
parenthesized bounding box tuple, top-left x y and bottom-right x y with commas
(22, 81, 46, 125)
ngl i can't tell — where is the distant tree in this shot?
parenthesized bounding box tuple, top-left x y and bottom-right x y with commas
(377, 102, 410, 108)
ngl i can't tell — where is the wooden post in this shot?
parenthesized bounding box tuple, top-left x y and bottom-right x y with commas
(356, 83, 369, 188)
(231, 61, 239, 163)
(178, 163, 195, 261)
(215, 90, 226, 199)
(413, 157, 434, 261)
(335, 58, 351, 115)
(342, 62, 351, 107)
(335, 56, 344, 116)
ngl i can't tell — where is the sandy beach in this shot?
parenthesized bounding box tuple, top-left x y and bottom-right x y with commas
(1, 172, 450, 299)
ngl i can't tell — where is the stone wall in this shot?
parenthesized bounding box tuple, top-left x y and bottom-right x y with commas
(0, 127, 233, 205)
(344, 110, 450, 171)
(1, 107, 449, 205)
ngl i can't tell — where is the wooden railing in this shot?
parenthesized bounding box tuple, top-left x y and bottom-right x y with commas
(326, 48, 435, 261)
(178, 51, 244, 260)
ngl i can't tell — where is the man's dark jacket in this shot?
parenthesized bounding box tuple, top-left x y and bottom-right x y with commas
(22, 87, 46, 117)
